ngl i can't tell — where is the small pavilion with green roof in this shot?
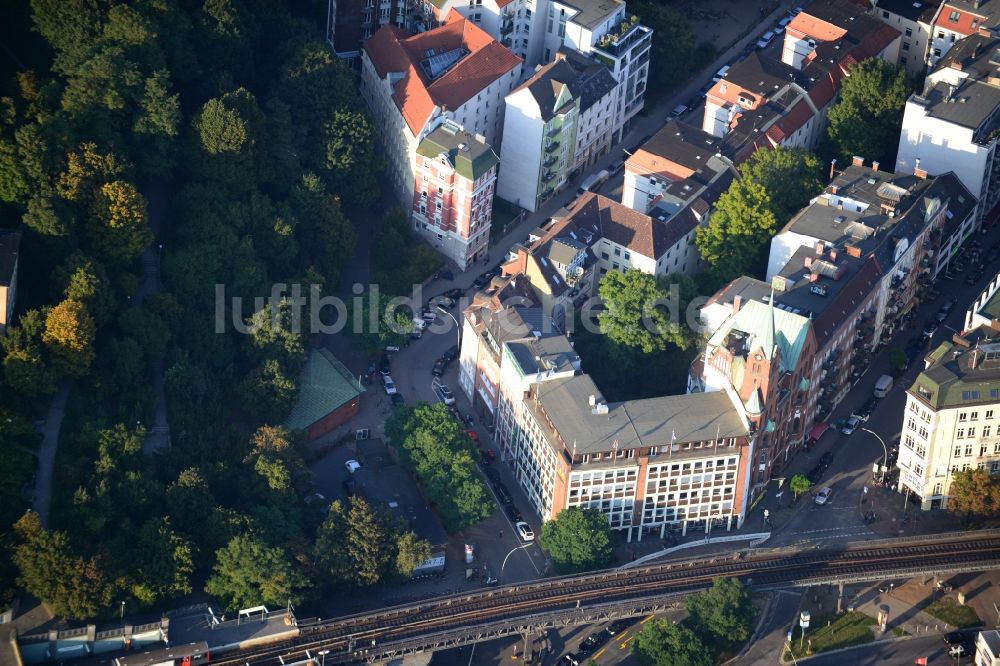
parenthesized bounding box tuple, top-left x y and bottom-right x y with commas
(285, 348, 365, 441)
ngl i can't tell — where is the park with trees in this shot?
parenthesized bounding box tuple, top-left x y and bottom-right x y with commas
(0, 0, 396, 618)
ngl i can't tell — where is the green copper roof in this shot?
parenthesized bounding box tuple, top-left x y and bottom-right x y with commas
(910, 338, 1000, 410)
(285, 348, 365, 430)
(416, 122, 499, 181)
(708, 299, 812, 374)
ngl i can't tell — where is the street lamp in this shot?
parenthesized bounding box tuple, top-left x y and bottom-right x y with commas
(436, 306, 461, 351)
(859, 427, 889, 483)
(499, 542, 533, 584)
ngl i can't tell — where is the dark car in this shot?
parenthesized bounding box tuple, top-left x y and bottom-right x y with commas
(379, 357, 391, 376)
(390, 393, 405, 405)
(579, 632, 609, 655)
(807, 464, 824, 483)
(493, 482, 513, 504)
(606, 619, 631, 636)
(472, 273, 491, 289)
(484, 467, 502, 483)
(818, 451, 834, 469)
(443, 288, 465, 300)
(342, 478, 356, 497)
(944, 631, 965, 646)
(432, 359, 446, 376)
(504, 504, 522, 522)
(442, 345, 459, 362)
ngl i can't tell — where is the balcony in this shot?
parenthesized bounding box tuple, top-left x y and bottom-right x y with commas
(545, 141, 560, 154)
(542, 170, 556, 183)
(546, 125, 560, 138)
(543, 154, 557, 168)
(593, 21, 652, 60)
(501, 18, 513, 35)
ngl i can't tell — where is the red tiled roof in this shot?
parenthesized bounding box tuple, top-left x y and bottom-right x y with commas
(363, 15, 521, 135)
(774, 98, 814, 138)
(935, 3, 988, 33)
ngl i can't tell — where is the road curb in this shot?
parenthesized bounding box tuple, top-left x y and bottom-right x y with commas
(777, 634, 912, 665)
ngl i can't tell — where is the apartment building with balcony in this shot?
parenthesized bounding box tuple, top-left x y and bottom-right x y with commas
(502, 191, 709, 325)
(497, 50, 617, 211)
(327, 0, 417, 59)
(478, 314, 754, 535)
(412, 122, 499, 268)
(768, 159, 973, 347)
(870, 0, 944, 74)
(701, 0, 899, 164)
(927, 0, 1000, 67)
(0, 230, 21, 335)
(699, 297, 817, 490)
(360, 13, 522, 257)
(457, 274, 560, 419)
(897, 322, 1000, 509)
(895, 32, 1000, 227)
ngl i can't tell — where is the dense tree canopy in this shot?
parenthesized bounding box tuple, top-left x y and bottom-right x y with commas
(205, 534, 309, 611)
(597, 269, 692, 353)
(684, 577, 756, 649)
(948, 468, 1000, 517)
(540, 507, 614, 574)
(632, 619, 713, 666)
(827, 58, 911, 167)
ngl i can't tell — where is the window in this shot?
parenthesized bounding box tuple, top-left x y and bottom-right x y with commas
(905, 28, 912, 37)
(612, 262, 620, 270)
(624, 251, 631, 260)
(614, 247, 621, 256)
(881, 10, 889, 18)
(902, 42, 910, 51)
(959, 413, 967, 422)
(969, 427, 976, 437)
(985, 426, 993, 438)
(957, 429, 965, 439)
(972, 412, 979, 421)
(949, 10, 961, 22)
(601, 252, 609, 260)
(965, 444, 974, 456)
(934, 48, 942, 57)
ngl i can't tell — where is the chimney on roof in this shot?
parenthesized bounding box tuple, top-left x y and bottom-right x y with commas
(829, 248, 838, 262)
(829, 157, 837, 181)
(808, 272, 820, 282)
(872, 160, 880, 172)
(846, 244, 862, 258)
(852, 155, 864, 167)
(732, 294, 742, 313)
(555, 51, 567, 62)
(815, 240, 825, 255)
(588, 394, 596, 407)
(804, 255, 813, 268)
(831, 184, 839, 195)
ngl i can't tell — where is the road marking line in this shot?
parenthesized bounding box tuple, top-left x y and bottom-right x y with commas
(640, 614, 655, 624)
(615, 630, 630, 643)
(593, 648, 606, 659)
(619, 636, 635, 649)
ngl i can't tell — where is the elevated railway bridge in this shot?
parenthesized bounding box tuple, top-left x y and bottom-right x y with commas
(173, 532, 1000, 664)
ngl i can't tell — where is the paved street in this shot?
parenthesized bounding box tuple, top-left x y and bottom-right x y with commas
(800, 635, 954, 666)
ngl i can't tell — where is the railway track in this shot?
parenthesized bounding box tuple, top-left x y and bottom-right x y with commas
(211, 535, 1000, 665)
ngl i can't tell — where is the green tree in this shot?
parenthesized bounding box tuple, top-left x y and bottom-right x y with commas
(53, 253, 116, 327)
(12, 511, 116, 619)
(320, 109, 379, 206)
(346, 496, 394, 586)
(130, 517, 194, 605)
(540, 507, 615, 574)
(789, 473, 812, 499)
(43, 299, 96, 376)
(237, 359, 298, 424)
(739, 147, 824, 224)
(948, 468, 1000, 517)
(2, 309, 57, 399)
(597, 270, 689, 353)
(827, 58, 911, 166)
(394, 531, 432, 579)
(30, 0, 102, 74)
(205, 534, 309, 611)
(695, 178, 777, 285)
(888, 349, 907, 376)
(87, 180, 153, 262)
(632, 619, 713, 666)
(684, 577, 756, 649)
(347, 290, 414, 358)
(314, 499, 354, 586)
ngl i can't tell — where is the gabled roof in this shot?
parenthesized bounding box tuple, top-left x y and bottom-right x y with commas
(364, 13, 522, 134)
(285, 349, 365, 431)
(415, 121, 499, 180)
(708, 299, 813, 373)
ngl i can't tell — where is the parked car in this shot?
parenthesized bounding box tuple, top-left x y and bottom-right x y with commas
(840, 415, 862, 435)
(345, 459, 362, 474)
(432, 359, 446, 377)
(379, 357, 392, 376)
(442, 345, 459, 362)
(515, 521, 535, 541)
(715, 65, 730, 78)
(484, 467, 502, 483)
(814, 487, 832, 505)
(385, 345, 400, 352)
(670, 104, 688, 118)
(341, 478, 356, 497)
(472, 273, 491, 289)
(435, 384, 456, 405)
(756, 30, 775, 49)
(390, 393, 405, 406)
(606, 620, 631, 636)
(382, 375, 397, 395)
(818, 451, 835, 469)
(504, 504, 522, 522)
(779, 14, 794, 28)
(923, 321, 939, 338)
(493, 482, 512, 504)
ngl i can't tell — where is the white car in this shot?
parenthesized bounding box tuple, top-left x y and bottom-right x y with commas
(435, 384, 456, 405)
(515, 521, 535, 542)
(840, 415, 861, 435)
(382, 375, 397, 395)
(345, 459, 361, 474)
(814, 487, 832, 505)
(756, 31, 775, 49)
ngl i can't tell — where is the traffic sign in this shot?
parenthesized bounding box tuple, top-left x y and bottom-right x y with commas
(799, 611, 810, 629)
